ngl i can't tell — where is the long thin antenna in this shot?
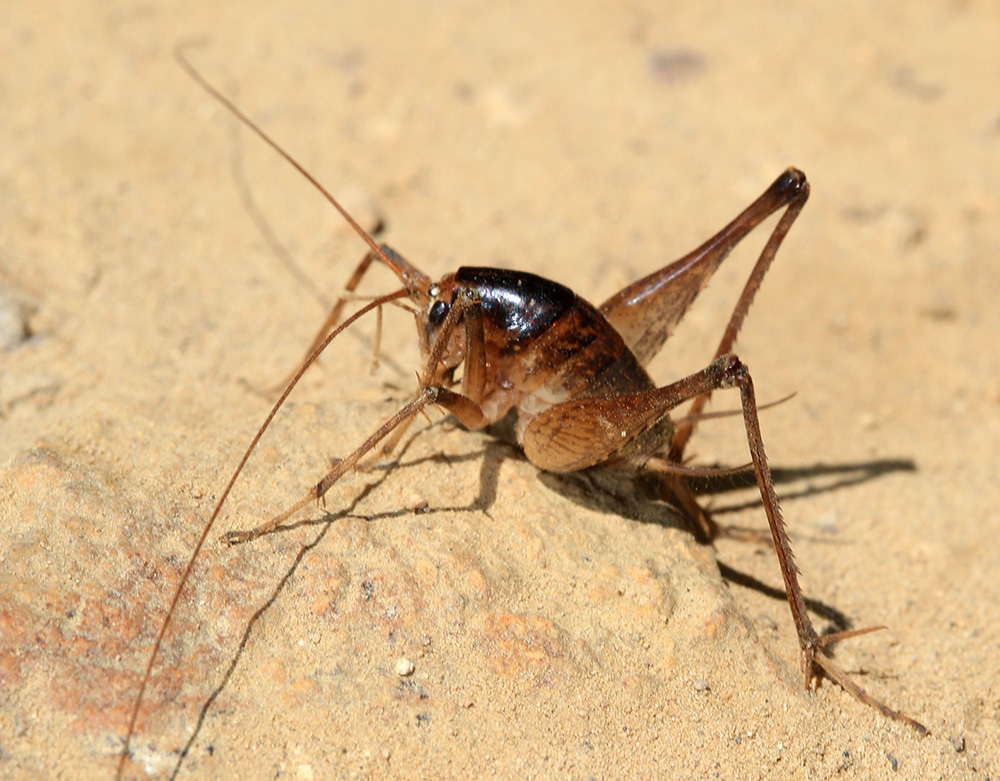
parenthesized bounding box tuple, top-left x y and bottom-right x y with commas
(116, 288, 407, 778)
(174, 42, 411, 284)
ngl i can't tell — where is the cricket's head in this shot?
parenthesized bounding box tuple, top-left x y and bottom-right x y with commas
(410, 271, 467, 375)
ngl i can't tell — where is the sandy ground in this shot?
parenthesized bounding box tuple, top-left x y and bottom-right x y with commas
(2, 1, 998, 778)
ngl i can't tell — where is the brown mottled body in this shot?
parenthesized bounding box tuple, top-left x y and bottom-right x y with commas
(429, 267, 659, 457)
(116, 48, 927, 779)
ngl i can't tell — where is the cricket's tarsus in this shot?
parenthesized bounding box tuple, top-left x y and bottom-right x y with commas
(115, 41, 927, 780)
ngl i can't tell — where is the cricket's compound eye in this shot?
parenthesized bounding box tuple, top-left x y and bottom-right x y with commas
(428, 299, 449, 327)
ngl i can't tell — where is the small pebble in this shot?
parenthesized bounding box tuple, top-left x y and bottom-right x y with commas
(395, 657, 415, 676)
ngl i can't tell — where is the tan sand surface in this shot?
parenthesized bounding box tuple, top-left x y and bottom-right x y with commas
(2, 1, 998, 778)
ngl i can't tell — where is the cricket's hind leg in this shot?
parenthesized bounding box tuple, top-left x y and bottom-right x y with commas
(599, 168, 808, 372)
(604, 170, 810, 544)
